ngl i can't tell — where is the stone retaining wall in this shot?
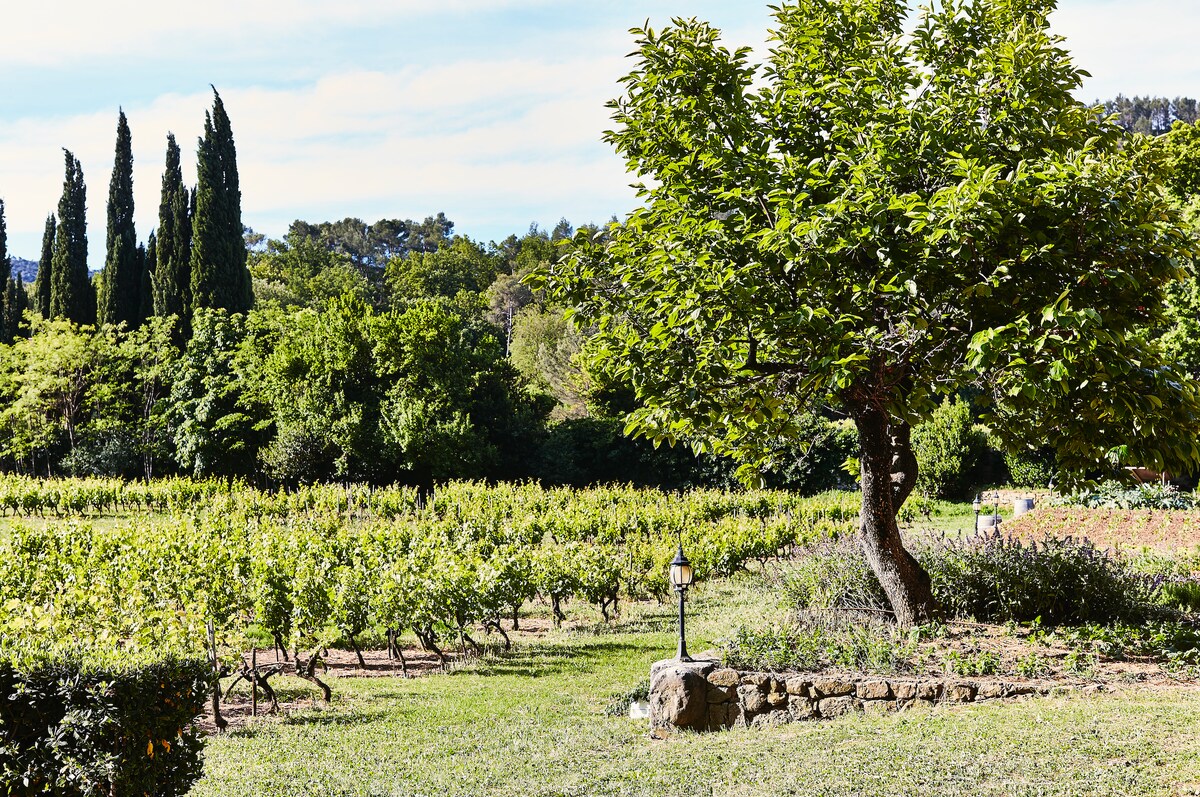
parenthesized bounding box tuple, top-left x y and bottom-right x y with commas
(649, 658, 1070, 732)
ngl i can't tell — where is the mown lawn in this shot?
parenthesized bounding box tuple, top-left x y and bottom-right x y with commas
(193, 573, 1200, 797)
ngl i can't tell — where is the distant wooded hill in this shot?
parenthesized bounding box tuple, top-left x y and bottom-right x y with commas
(9, 258, 36, 283)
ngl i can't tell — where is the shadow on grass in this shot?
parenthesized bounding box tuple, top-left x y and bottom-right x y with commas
(279, 708, 391, 727)
(461, 640, 654, 678)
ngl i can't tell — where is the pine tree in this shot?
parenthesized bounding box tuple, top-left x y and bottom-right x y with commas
(154, 133, 191, 320)
(0, 199, 10, 344)
(33, 215, 54, 318)
(99, 110, 141, 328)
(50, 149, 94, 325)
(190, 89, 252, 314)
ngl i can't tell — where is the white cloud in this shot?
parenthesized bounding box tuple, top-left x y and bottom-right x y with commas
(0, 48, 638, 259)
(1052, 1, 1200, 99)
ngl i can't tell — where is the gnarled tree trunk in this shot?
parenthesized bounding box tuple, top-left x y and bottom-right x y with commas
(854, 402, 938, 627)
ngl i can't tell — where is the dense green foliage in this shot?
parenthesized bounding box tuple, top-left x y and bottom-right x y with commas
(1003, 445, 1057, 489)
(1052, 480, 1200, 510)
(911, 397, 981, 500)
(921, 532, 1164, 625)
(0, 655, 208, 797)
(154, 134, 192, 323)
(549, 0, 1200, 488)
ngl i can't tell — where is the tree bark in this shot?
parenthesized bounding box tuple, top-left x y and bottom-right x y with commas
(854, 402, 938, 627)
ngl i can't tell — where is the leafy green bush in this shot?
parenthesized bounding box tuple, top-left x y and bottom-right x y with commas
(942, 648, 1000, 676)
(919, 532, 1162, 625)
(780, 539, 888, 612)
(721, 612, 917, 674)
(912, 396, 981, 499)
(1003, 446, 1056, 489)
(0, 654, 209, 797)
(782, 532, 1165, 625)
(1052, 480, 1200, 510)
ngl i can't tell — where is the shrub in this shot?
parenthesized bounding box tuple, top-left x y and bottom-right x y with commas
(912, 396, 981, 499)
(942, 648, 1001, 676)
(918, 531, 1162, 625)
(1003, 446, 1056, 489)
(721, 612, 917, 674)
(0, 654, 209, 797)
(782, 532, 1166, 626)
(1053, 480, 1200, 510)
(780, 538, 888, 612)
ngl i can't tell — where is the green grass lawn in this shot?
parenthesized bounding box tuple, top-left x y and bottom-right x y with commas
(192, 572, 1200, 797)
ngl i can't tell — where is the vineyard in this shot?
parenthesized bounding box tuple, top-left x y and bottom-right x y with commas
(0, 476, 869, 716)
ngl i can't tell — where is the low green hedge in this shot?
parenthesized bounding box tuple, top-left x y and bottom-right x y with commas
(0, 655, 209, 797)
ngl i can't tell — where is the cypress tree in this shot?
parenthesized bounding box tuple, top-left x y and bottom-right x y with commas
(3, 276, 22, 343)
(190, 89, 252, 314)
(50, 149, 94, 325)
(33, 215, 54, 318)
(99, 110, 140, 328)
(0, 199, 9, 343)
(139, 235, 154, 324)
(154, 133, 192, 320)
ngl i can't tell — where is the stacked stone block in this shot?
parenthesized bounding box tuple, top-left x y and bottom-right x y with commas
(649, 659, 1057, 732)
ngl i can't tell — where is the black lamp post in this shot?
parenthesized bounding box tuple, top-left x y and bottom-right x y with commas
(972, 493, 981, 531)
(669, 542, 695, 662)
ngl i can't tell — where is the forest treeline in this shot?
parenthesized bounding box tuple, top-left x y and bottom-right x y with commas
(0, 94, 1199, 492)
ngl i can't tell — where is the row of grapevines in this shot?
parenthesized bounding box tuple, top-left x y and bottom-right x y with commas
(0, 479, 859, 708)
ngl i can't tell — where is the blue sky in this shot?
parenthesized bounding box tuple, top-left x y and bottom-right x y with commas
(1, 1, 1196, 264)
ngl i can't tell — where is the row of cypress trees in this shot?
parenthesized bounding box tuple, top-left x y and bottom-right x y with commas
(26, 88, 251, 333)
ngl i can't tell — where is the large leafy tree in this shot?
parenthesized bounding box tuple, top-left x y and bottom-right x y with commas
(373, 298, 551, 486)
(547, 0, 1200, 625)
(168, 309, 268, 477)
(50, 150, 94, 325)
(190, 89, 253, 314)
(0, 317, 112, 473)
(248, 233, 372, 310)
(384, 236, 502, 306)
(244, 299, 383, 483)
(99, 110, 142, 329)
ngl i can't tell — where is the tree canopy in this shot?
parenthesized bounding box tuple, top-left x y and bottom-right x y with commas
(546, 0, 1200, 624)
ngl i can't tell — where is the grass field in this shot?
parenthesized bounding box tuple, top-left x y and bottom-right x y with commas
(192, 571, 1200, 797)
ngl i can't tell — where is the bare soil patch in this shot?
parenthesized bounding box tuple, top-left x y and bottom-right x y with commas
(1007, 507, 1200, 552)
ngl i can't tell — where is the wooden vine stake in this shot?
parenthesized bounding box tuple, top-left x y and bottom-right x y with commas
(208, 620, 227, 731)
(251, 647, 258, 717)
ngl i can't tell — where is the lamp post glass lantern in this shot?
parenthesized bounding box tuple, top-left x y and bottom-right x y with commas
(670, 544, 694, 662)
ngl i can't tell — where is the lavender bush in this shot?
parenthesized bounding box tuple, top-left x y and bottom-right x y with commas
(784, 532, 1164, 625)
